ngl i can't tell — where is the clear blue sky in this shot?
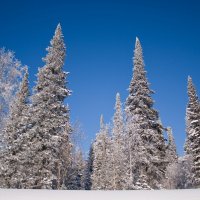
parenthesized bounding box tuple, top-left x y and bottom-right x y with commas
(0, 0, 200, 156)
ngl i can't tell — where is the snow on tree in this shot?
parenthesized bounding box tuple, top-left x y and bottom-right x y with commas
(185, 76, 200, 155)
(168, 155, 194, 189)
(164, 127, 179, 189)
(0, 48, 24, 149)
(18, 24, 72, 189)
(84, 144, 94, 190)
(125, 37, 167, 189)
(65, 149, 85, 190)
(0, 67, 30, 188)
(125, 110, 151, 190)
(64, 122, 85, 190)
(91, 115, 113, 190)
(110, 93, 129, 190)
(135, 173, 152, 190)
(185, 76, 200, 187)
(166, 127, 178, 163)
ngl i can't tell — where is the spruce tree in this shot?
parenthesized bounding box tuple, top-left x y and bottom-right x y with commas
(125, 37, 167, 189)
(21, 24, 72, 189)
(111, 93, 128, 189)
(84, 144, 94, 190)
(91, 115, 112, 190)
(125, 111, 151, 189)
(0, 67, 30, 188)
(166, 127, 178, 163)
(185, 76, 200, 187)
(165, 127, 178, 189)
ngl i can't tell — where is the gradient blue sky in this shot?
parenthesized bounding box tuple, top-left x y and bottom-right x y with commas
(0, 0, 200, 155)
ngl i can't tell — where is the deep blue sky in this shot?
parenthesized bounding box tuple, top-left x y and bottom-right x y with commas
(0, 0, 200, 156)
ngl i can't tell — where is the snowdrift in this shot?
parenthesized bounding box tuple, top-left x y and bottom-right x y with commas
(0, 189, 200, 200)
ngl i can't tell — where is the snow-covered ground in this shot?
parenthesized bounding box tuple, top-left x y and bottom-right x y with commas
(1, 189, 200, 200)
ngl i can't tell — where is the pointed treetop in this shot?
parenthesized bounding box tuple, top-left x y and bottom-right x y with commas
(135, 37, 141, 48)
(187, 75, 199, 104)
(167, 127, 174, 142)
(55, 23, 62, 35)
(100, 114, 104, 130)
(166, 126, 178, 162)
(188, 75, 194, 87)
(42, 22, 66, 70)
(115, 92, 121, 108)
(17, 66, 29, 104)
(133, 36, 144, 67)
(57, 22, 61, 28)
(53, 22, 64, 42)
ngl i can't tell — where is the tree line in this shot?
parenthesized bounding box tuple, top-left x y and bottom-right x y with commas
(0, 24, 199, 190)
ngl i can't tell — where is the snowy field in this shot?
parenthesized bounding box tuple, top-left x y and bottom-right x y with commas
(0, 189, 200, 200)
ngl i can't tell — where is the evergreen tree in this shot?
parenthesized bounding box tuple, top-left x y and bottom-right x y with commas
(0, 48, 24, 149)
(166, 127, 178, 163)
(165, 127, 178, 189)
(65, 149, 85, 190)
(185, 76, 200, 187)
(125, 111, 151, 190)
(110, 93, 129, 189)
(177, 155, 194, 189)
(84, 144, 94, 190)
(20, 24, 72, 189)
(125, 37, 167, 189)
(0, 68, 30, 188)
(91, 115, 112, 190)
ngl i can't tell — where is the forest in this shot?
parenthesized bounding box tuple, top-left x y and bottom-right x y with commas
(0, 24, 199, 190)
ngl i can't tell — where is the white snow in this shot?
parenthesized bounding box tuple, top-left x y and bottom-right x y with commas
(0, 189, 200, 200)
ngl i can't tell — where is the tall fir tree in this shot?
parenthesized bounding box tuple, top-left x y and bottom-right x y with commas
(185, 76, 200, 187)
(0, 67, 30, 188)
(125, 37, 167, 189)
(20, 24, 72, 189)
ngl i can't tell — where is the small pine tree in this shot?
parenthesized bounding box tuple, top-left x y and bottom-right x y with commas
(166, 127, 178, 163)
(84, 144, 94, 190)
(111, 93, 128, 189)
(91, 115, 112, 190)
(165, 127, 178, 189)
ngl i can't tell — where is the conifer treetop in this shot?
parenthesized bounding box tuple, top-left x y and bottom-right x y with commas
(113, 92, 124, 138)
(187, 76, 199, 106)
(166, 127, 178, 162)
(133, 37, 144, 69)
(126, 37, 155, 118)
(17, 67, 29, 105)
(43, 23, 66, 70)
(115, 93, 121, 109)
(100, 114, 104, 130)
